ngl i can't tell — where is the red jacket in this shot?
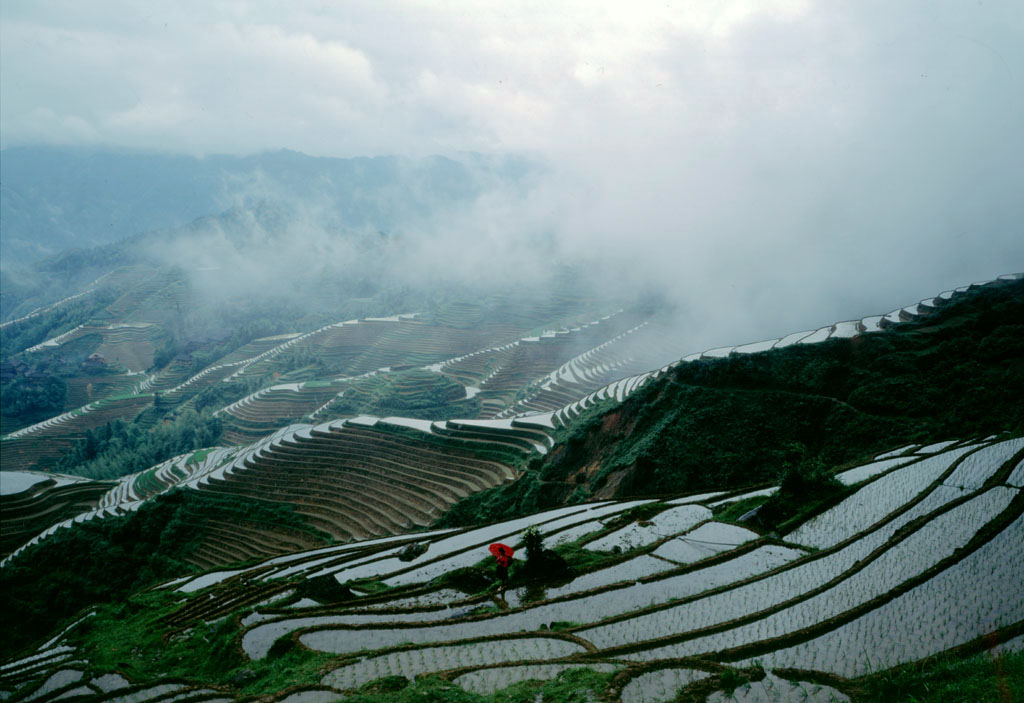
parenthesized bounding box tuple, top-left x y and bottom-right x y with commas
(495, 554, 511, 568)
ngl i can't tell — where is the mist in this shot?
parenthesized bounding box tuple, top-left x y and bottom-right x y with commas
(2, 0, 1022, 357)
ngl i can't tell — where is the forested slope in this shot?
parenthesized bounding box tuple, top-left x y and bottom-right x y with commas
(444, 278, 1024, 526)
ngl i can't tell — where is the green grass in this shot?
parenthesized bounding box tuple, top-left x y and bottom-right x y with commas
(552, 541, 619, 572)
(101, 392, 154, 402)
(303, 379, 339, 388)
(133, 467, 162, 496)
(855, 649, 1023, 702)
(345, 578, 394, 594)
(188, 447, 214, 464)
(545, 621, 579, 631)
(714, 495, 771, 525)
(75, 591, 235, 682)
(72, 590, 335, 697)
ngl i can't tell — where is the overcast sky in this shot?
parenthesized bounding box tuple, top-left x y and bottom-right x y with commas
(2, 0, 1022, 350)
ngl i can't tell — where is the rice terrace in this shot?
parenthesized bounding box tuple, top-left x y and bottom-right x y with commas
(2, 272, 1022, 703)
(3, 4, 1024, 700)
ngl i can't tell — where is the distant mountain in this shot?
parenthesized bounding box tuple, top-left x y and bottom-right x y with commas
(0, 146, 535, 269)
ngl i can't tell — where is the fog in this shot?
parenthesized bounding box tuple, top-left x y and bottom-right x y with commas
(2, 0, 1022, 355)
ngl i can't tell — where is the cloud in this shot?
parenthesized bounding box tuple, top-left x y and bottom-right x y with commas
(2, 0, 1022, 353)
(0, 0, 842, 155)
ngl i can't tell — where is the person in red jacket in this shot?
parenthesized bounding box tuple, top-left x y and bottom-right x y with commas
(493, 545, 512, 589)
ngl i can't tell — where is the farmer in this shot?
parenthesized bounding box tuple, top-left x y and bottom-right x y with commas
(489, 542, 514, 590)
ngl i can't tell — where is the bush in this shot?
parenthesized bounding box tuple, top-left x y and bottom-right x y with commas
(0, 374, 67, 421)
(438, 566, 493, 594)
(296, 574, 356, 604)
(55, 409, 223, 480)
(754, 458, 847, 532)
(522, 525, 544, 560)
(519, 525, 572, 582)
(858, 649, 1023, 703)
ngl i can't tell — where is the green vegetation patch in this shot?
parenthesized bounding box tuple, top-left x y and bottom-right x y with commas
(188, 447, 214, 464)
(329, 368, 481, 420)
(437, 466, 547, 528)
(53, 409, 223, 480)
(713, 495, 772, 525)
(72, 589, 335, 697)
(443, 280, 1024, 526)
(0, 489, 327, 661)
(854, 649, 1023, 703)
(1, 373, 69, 432)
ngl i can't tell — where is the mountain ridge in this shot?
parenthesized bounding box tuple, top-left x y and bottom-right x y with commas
(0, 146, 535, 271)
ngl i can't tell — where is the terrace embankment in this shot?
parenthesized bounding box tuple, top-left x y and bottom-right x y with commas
(202, 420, 523, 543)
(0, 395, 154, 473)
(444, 277, 1024, 526)
(0, 477, 115, 558)
(6, 437, 1009, 701)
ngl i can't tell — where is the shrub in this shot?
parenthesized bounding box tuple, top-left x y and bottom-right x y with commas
(519, 525, 572, 582)
(522, 525, 544, 561)
(755, 458, 847, 532)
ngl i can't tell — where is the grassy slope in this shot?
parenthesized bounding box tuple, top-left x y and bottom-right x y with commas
(855, 648, 1023, 702)
(442, 280, 1024, 526)
(0, 489, 329, 661)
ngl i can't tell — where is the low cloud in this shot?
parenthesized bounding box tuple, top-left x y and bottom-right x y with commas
(3, 1, 1022, 354)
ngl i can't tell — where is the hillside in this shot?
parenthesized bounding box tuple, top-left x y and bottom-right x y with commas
(6, 276, 1019, 570)
(6, 0, 1024, 699)
(1, 438, 1021, 702)
(443, 276, 1024, 526)
(3, 276, 1021, 561)
(1, 235, 675, 478)
(1, 275, 1022, 702)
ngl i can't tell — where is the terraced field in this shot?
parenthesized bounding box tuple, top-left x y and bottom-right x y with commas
(63, 375, 142, 411)
(0, 472, 116, 558)
(0, 449, 230, 565)
(25, 321, 160, 373)
(0, 395, 154, 473)
(12, 268, 1016, 489)
(191, 417, 538, 543)
(218, 381, 348, 445)
(91, 323, 159, 373)
(4, 274, 1020, 566)
(0, 411, 553, 567)
(2, 438, 1019, 702)
(427, 310, 658, 417)
(191, 309, 679, 447)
